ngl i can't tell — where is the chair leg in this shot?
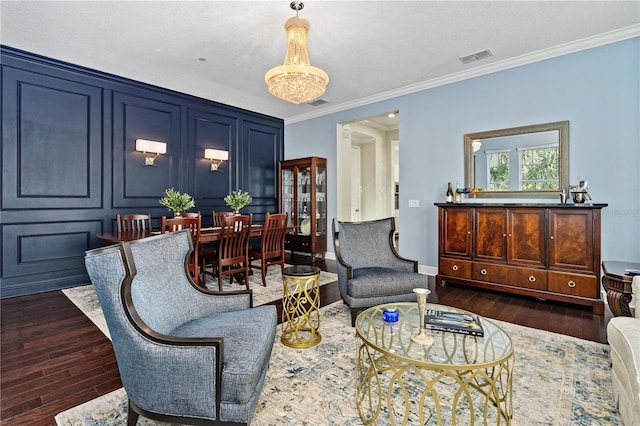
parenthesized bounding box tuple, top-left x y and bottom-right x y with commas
(261, 264, 267, 286)
(127, 400, 140, 426)
(350, 308, 360, 327)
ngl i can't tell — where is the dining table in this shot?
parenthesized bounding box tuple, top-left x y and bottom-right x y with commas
(96, 224, 270, 245)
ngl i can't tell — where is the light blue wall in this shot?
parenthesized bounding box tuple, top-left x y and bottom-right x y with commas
(285, 37, 640, 269)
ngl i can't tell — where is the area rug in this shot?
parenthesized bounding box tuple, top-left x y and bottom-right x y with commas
(62, 265, 337, 339)
(56, 291, 621, 425)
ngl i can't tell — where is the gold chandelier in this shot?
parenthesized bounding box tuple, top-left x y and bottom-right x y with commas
(265, 1, 329, 104)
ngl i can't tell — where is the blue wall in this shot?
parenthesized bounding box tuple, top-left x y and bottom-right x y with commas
(1, 47, 284, 297)
(285, 37, 640, 269)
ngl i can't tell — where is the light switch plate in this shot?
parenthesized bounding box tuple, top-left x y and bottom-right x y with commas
(408, 199, 419, 208)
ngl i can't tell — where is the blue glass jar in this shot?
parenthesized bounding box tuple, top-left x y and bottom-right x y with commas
(382, 306, 398, 322)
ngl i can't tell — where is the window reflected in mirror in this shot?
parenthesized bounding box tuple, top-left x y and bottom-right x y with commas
(465, 121, 569, 199)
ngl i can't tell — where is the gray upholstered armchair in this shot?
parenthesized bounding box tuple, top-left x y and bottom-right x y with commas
(332, 217, 429, 325)
(84, 230, 277, 425)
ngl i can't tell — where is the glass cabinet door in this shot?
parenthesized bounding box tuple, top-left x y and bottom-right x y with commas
(297, 167, 311, 235)
(282, 169, 294, 228)
(316, 164, 326, 237)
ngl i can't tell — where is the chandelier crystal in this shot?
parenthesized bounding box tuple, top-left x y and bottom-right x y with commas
(265, 1, 329, 104)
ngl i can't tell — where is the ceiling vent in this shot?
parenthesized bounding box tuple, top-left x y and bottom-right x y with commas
(458, 49, 493, 64)
(307, 99, 328, 106)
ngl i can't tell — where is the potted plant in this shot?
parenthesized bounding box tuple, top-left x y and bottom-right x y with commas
(159, 188, 195, 216)
(224, 189, 252, 214)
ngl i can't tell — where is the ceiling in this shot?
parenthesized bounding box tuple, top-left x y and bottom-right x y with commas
(1, 1, 638, 124)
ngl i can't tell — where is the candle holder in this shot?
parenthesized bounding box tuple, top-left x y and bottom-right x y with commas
(411, 288, 433, 345)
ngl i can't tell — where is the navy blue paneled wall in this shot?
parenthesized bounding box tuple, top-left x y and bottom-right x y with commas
(1, 46, 284, 297)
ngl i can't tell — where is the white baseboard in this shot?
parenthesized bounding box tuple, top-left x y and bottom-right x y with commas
(419, 265, 438, 276)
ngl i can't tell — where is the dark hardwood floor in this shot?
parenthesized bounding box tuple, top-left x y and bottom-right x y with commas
(1, 254, 611, 425)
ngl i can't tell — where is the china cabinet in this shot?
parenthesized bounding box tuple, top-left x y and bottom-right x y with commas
(435, 203, 607, 313)
(279, 157, 327, 262)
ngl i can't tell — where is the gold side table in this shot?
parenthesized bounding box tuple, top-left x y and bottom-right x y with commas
(281, 265, 321, 348)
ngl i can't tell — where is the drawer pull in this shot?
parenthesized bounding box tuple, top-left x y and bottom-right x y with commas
(550, 236, 554, 240)
(568, 280, 576, 288)
(452, 265, 459, 271)
(480, 268, 487, 275)
(502, 234, 506, 237)
(529, 275, 536, 282)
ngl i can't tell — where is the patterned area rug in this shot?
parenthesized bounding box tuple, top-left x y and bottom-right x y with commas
(62, 265, 337, 339)
(57, 292, 621, 425)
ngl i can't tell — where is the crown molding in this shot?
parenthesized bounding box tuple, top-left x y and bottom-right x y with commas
(285, 25, 640, 125)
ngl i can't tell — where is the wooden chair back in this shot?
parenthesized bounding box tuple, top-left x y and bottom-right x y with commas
(212, 211, 234, 227)
(117, 213, 151, 232)
(214, 214, 252, 290)
(160, 216, 202, 285)
(250, 213, 288, 286)
(260, 212, 288, 258)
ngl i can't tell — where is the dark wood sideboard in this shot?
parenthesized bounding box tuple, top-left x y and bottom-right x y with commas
(435, 203, 608, 313)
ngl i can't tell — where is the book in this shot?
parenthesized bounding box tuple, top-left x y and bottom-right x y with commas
(424, 309, 484, 337)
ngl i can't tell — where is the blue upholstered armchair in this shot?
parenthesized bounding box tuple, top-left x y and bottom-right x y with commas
(84, 230, 277, 425)
(332, 217, 428, 325)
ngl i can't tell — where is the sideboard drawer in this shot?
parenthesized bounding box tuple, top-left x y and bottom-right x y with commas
(548, 271, 598, 298)
(510, 267, 547, 291)
(473, 262, 509, 284)
(439, 258, 472, 279)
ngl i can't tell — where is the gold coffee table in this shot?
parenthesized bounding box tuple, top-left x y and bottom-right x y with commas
(281, 265, 321, 348)
(355, 302, 513, 425)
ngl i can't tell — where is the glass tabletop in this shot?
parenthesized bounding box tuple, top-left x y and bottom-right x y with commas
(355, 302, 513, 369)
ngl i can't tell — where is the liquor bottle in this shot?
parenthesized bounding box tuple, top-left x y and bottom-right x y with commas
(446, 182, 454, 203)
(454, 181, 462, 203)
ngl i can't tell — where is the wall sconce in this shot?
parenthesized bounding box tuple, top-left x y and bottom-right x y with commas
(204, 148, 229, 171)
(135, 139, 166, 166)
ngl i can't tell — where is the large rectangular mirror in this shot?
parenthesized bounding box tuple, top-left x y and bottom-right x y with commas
(464, 121, 569, 198)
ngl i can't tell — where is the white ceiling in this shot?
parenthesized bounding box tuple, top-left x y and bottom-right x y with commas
(1, 1, 638, 124)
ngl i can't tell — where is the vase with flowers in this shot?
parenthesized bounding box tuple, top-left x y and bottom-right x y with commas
(224, 190, 252, 214)
(159, 188, 195, 217)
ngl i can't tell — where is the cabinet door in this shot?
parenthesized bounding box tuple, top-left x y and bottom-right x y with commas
(314, 160, 327, 251)
(474, 208, 507, 262)
(440, 207, 472, 259)
(297, 166, 312, 234)
(508, 208, 546, 268)
(548, 209, 594, 273)
(281, 167, 295, 228)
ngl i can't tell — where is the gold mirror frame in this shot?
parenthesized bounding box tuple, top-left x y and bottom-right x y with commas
(464, 121, 569, 199)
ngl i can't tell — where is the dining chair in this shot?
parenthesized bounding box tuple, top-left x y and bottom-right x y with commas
(198, 211, 235, 282)
(249, 212, 288, 286)
(161, 216, 201, 285)
(212, 211, 234, 227)
(201, 214, 252, 291)
(116, 213, 152, 232)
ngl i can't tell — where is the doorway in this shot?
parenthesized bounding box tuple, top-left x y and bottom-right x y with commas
(337, 111, 399, 236)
